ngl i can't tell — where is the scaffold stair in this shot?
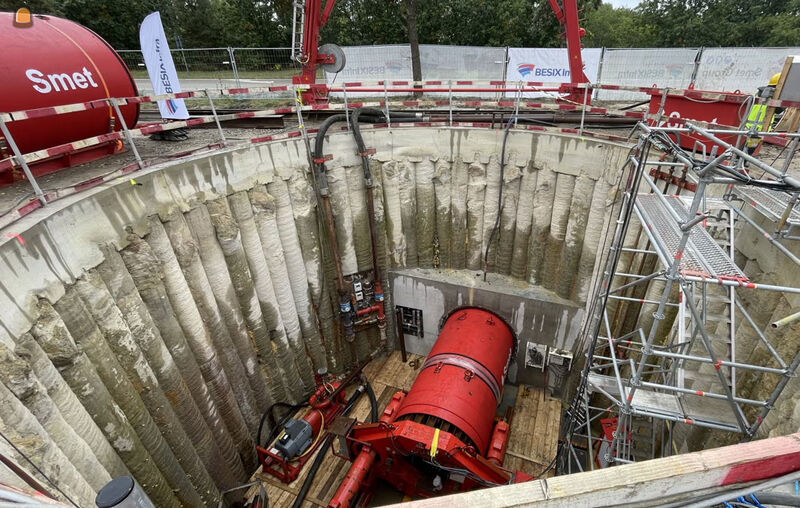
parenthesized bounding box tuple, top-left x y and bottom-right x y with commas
(633, 194, 747, 282)
(734, 186, 800, 230)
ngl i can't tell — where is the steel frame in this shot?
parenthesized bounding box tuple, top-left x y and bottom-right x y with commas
(562, 118, 800, 473)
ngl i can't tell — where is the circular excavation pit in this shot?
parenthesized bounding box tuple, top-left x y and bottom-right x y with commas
(2, 121, 800, 507)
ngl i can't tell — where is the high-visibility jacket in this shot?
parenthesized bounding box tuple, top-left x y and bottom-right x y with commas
(745, 99, 771, 148)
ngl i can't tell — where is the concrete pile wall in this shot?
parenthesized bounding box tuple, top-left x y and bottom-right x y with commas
(0, 127, 627, 504)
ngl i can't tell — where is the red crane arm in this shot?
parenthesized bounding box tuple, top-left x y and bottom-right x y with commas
(294, 0, 589, 105)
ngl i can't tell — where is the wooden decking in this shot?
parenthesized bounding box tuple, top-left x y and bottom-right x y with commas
(245, 351, 561, 507)
(504, 386, 562, 478)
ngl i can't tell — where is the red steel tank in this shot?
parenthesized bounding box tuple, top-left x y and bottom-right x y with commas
(395, 307, 515, 454)
(0, 12, 139, 183)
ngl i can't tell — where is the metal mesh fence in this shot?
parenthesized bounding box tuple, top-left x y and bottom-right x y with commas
(694, 47, 800, 93)
(119, 48, 237, 80)
(596, 48, 699, 101)
(118, 45, 800, 102)
(232, 48, 300, 74)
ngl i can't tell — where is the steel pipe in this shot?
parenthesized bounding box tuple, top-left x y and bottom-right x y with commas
(772, 309, 800, 329)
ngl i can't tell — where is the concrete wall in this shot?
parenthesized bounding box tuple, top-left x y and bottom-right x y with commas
(390, 268, 583, 389)
(0, 126, 629, 505)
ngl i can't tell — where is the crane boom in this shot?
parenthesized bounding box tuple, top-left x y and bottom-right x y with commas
(292, 0, 590, 105)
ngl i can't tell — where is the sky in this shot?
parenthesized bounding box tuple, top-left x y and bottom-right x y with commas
(605, 0, 641, 7)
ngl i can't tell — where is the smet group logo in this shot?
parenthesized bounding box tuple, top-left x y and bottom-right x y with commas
(517, 63, 571, 79)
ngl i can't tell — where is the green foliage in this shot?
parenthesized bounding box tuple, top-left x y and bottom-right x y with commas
(586, 0, 800, 48)
(2, 0, 798, 50)
(582, 4, 657, 47)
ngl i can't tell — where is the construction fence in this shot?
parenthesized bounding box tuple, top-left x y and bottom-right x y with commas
(118, 45, 800, 100)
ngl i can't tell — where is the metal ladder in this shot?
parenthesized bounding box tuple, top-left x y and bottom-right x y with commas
(291, 0, 306, 63)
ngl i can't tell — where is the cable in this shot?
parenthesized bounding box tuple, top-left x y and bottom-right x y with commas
(745, 492, 800, 506)
(533, 453, 558, 478)
(0, 429, 78, 507)
(364, 378, 378, 423)
(291, 384, 368, 508)
(650, 129, 796, 192)
(257, 401, 310, 449)
(678, 468, 800, 508)
(483, 114, 517, 281)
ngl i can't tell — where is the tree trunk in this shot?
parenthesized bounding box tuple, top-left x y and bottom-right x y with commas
(405, 0, 422, 96)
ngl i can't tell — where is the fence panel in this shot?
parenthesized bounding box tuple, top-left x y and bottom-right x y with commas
(505, 47, 602, 98)
(419, 45, 506, 98)
(324, 45, 507, 97)
(596, 48, 699, 101)
(324, 45, 412, 97)
(694, 47, 800, 93)
(120, 48, 239, 94)
(231, 47, 300, 76)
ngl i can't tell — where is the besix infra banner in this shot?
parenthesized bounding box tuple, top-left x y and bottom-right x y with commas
(505, 48, 602, 98)
(140, 12, 189, 120)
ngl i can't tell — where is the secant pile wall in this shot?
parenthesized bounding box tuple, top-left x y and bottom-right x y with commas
(0, 127, 627, 505)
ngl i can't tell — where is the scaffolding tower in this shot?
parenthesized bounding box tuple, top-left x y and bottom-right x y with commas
(561, 120, 800, 472)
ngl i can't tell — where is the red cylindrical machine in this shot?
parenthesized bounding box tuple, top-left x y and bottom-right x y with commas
(330, 307, 524, 507)
(395, 307, 515, 454)
(0, 12, 139, 182)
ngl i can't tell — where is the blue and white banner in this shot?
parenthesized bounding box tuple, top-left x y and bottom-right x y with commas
(505, 47, 602, 98)
(140, 12, 189, 119)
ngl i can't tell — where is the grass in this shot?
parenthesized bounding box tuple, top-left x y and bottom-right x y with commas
(130, 69, 323, 80)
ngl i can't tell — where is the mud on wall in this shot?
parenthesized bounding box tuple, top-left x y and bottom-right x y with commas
(0, 127, 627, 505)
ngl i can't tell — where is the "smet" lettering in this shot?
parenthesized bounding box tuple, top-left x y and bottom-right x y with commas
(26, 67, 99, 94)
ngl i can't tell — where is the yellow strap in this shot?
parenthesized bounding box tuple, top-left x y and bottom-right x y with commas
(430, 428, 440, 458)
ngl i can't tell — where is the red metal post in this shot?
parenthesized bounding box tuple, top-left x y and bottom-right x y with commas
(293, 0, 338, 105)
(548, 0, 590, 105)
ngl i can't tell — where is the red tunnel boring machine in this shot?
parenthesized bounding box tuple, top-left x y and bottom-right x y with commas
(329, 307, 533, 507)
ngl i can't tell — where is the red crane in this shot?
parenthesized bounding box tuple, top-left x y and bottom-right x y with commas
(291, 0, 591, 105)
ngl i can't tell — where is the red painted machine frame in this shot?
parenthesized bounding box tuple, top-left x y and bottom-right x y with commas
(328, 392, 533, 507)
(256, 382, 348, 484)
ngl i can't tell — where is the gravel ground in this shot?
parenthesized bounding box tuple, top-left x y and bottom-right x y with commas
(0, 120, 303, 216)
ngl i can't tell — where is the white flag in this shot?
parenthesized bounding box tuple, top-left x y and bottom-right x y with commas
(139, 12, 189, 120)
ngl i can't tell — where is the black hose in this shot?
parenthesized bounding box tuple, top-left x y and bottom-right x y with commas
(257, 401, 309, 448)
(314, 114, 348, 160)
(364, 379, 378, 423)
(483, 115, 516, 281)
(292, 436, 334, 508)
(291, 384, 369, 508)
(351, 108, 375, 184)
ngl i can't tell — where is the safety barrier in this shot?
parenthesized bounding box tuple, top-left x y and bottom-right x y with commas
(2, 81, 800, 231)
(117, 45, 800, 97)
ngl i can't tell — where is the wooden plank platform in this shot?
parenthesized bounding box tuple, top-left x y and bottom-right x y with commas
(245, 351, 561, 507)
(504, 386, 562, 479)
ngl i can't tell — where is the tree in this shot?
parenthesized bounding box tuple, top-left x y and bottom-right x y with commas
(0, 0, 63, 15)
(405, 0, 422, 89)
(583, 3, 656, 47)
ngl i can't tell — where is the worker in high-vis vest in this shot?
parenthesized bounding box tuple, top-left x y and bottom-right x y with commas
(745, 72, 782, 153)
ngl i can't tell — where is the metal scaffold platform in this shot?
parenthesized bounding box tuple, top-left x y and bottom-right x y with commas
(561, 119, 800, 472)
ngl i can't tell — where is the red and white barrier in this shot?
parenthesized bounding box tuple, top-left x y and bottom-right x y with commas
(408, 432, 800, 507)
